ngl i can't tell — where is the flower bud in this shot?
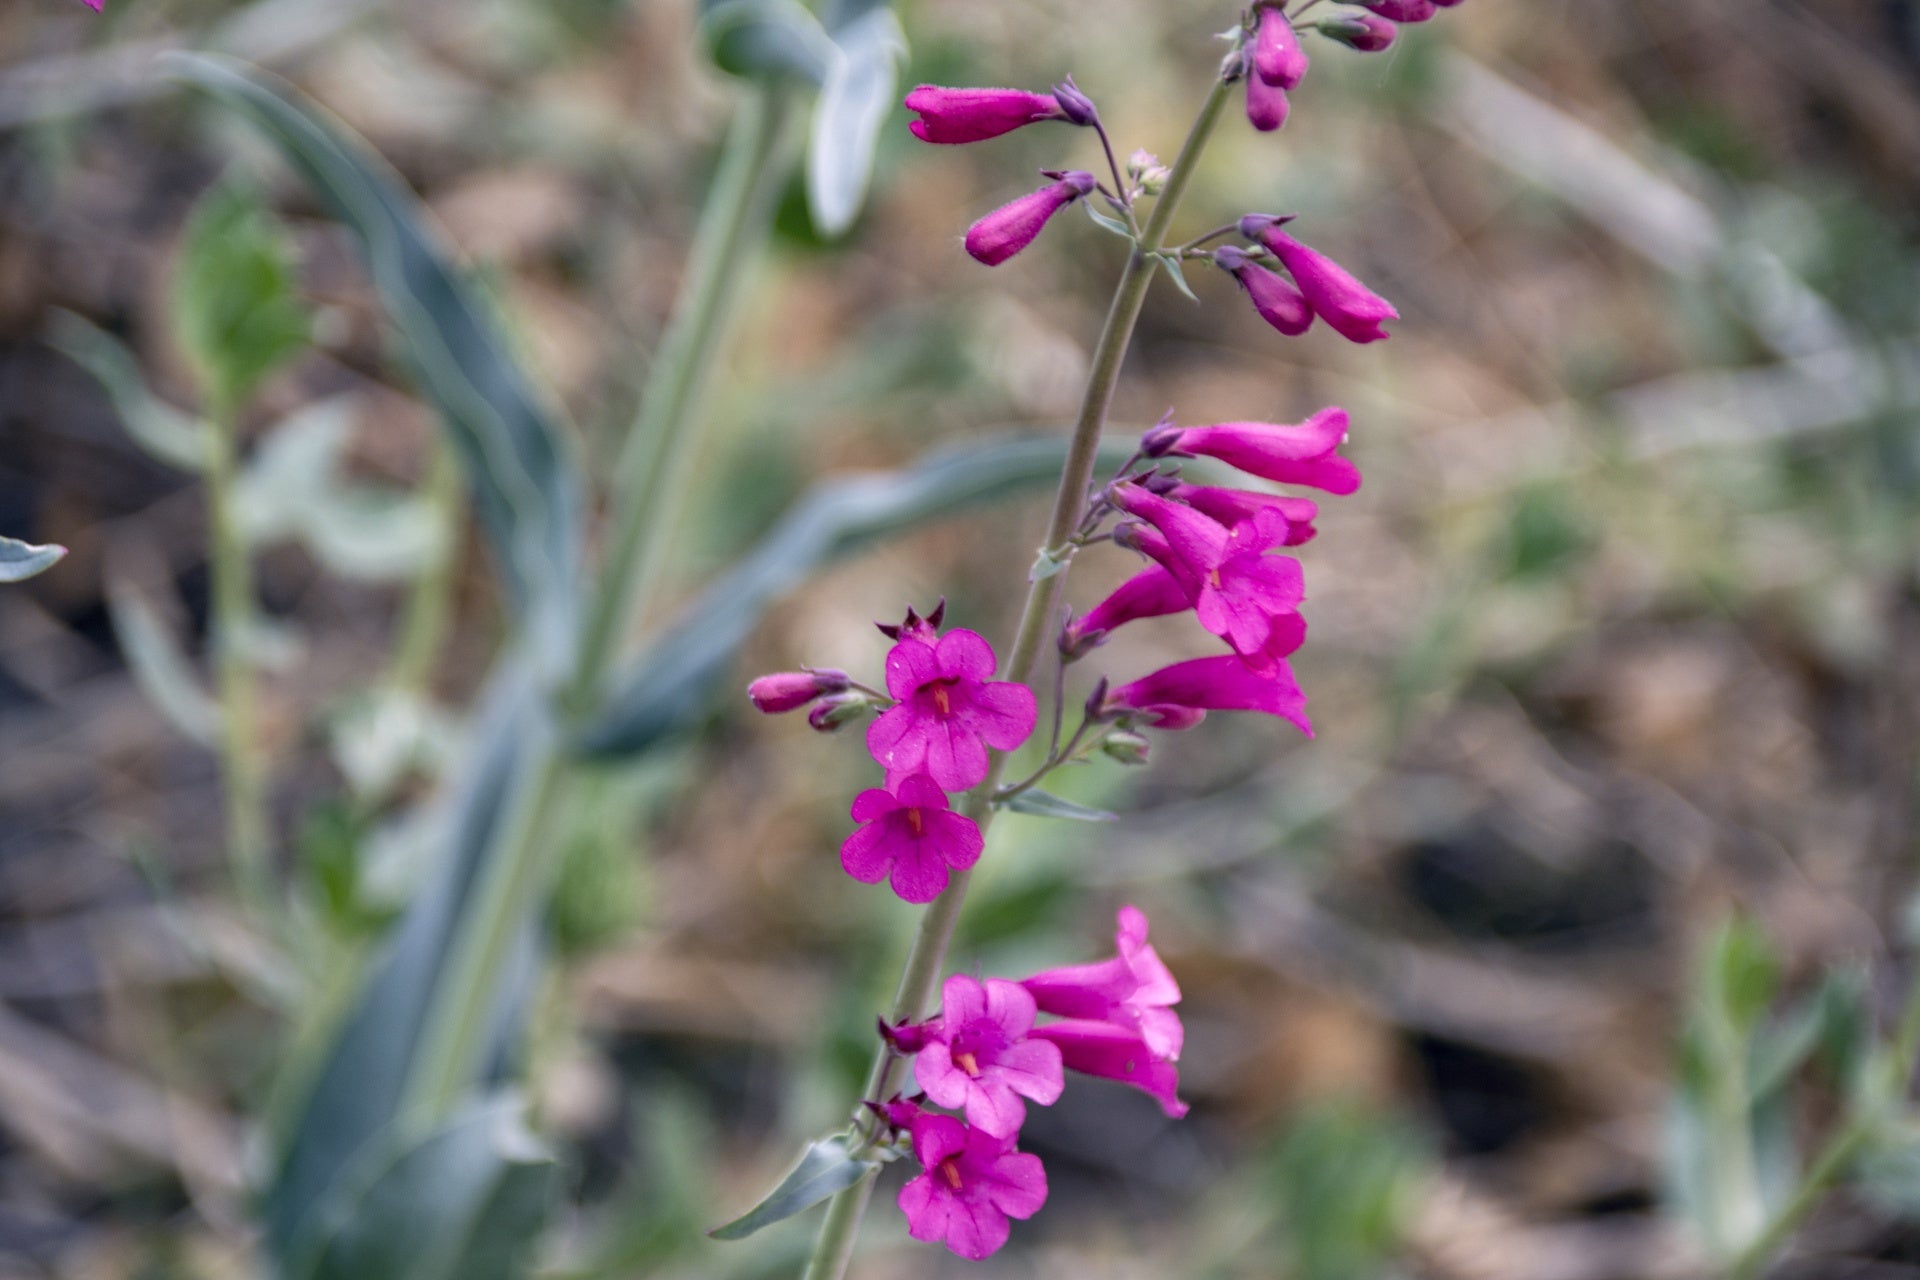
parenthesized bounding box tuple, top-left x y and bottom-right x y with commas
(904, 85, 1066, 144)
(1084, 675, 1112, 722)
(1051, 75, 1099, 127)
(1316, 14, 1397, 52)
(808, 691, 871, 732)
(964, 171, 1098, 267)
(1356, 0, 1436, 20)
(1127, 149, 1170, 195)
(1214, 244, 1313, 337)
(1252, 4, 1310, 89)
(747, 668, 851, 714)
(1100, 730, 1152, 765)
(1245, 73, 1290, 133)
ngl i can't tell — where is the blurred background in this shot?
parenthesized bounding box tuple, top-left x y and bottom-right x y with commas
(5, 0, 1920, 1276)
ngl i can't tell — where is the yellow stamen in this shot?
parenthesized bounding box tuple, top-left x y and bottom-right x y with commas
(907, 808, 925, 836)
(932, 685, 952, 715)
(940, 1158, 964, 1190)
(955, 1051, 980, 1077)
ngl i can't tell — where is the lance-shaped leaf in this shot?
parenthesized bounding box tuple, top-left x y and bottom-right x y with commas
(806, 5, 906, 236)
(265, 668, 551, 1269)
(0, 536, 67, 584)
(708, 1135, 878, 1241)
(1000, 789, 1118, 823)
(47, 311, 212, 471)
(576, 433, 1124, 758)
(106, 575, 221, 745)
(286, 1090, 557, 1280)
(168, 54, 583, 679)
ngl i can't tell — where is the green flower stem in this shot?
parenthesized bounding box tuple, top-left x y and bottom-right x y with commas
(405, 83, 801, 1122)
(204, 393, 272, 917)
(800, 72, 1234, 1280)
(571, 81, 801, 708)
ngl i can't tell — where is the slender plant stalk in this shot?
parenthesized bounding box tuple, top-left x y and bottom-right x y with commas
(204, 394, 272, 916)
(801, 72, 1235, 1280)
(1725, 969, 1920, 1280)
(404, 83, 802, 1122)
(571, 81, 801, 706)
(388, 435, 464, 696)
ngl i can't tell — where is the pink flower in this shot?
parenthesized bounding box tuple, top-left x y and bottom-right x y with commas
(1145, 407, 1361, 496)
(1358, 0, 1437, 20)
(841, 775, 985, 903)
(746, 668, 850, 714)
(904, 86, 1064, 144)
(1110, 485, 1304, 674)
(1103, 650, 1312, 735)
(1171, 483, 1320, 546)
(1245, 73, 1290, 133)
(1029, 1020, 1190, 1118)
(81, 0, 103, 8)
(1241, 217, 1399, 343)
(867, 629, 1037, 791)
(1022, 905, 1184, 1060)
(912, 975, 1064, 1138)
(965, 171, 1097, 266)
(1318, 13, 1398, 50)
(1252, 5, 1310, 88)
(897, 1113, 1047, 1260)
(1214, 245, 1312, 337)
(1060, 565, 1190, 656)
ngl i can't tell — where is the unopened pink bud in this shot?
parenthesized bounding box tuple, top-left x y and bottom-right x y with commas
(1244, 73, 1289, 133)
(747, 669, 850, 714)
(1252, 5, 1310, 89)
(1214, 245, 1312, 337)
(1250, 224, 1398, 344)
(1357, 0, 1436, 21)
(905, 86, 1066, 144)
(808, 692, 870, 732)
(1316, 14, 1397, 52)
(1051, 76, 1099, 127)
(964, 171, 1097, 267)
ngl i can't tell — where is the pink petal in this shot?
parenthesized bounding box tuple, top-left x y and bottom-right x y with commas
(964, 1079, 1028, 1138)
(980, 1150, 1048, 1220)
(914, 1040, 968, 1109)
(942, 973, 989, 1026)
(849, 787, 900, 823)
(923, 720, 991, 793)
(965, 680, 1039, 751)
(982, 978, 1038, 1038)
(865, 705, 928, 776)
(926, 809, 984, 871)
(884, 639, 942, 701)
(897, 1171, 947, 1240)
(910, 1113, 969, 1167)
(890, 837, 952, 904)
(895, 774, 951, 812)
(935, 628, 997, 680)
(943, 1196, 1011, 1260)
(839, 822, 893, 884)
(993, 1037, 1064, 1104)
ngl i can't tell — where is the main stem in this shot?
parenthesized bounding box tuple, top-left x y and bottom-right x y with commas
(405, 84, 800, 1121)
(801, 73, 1234, 1280)
(205, 394, 271, 917)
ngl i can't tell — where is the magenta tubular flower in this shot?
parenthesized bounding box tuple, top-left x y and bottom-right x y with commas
(1022, 905, 1184, 1060)
(1060, 566, 1191, 655)
(1214, 245, 1312, 337)
(913, 975, 1064, 1138)
(1318, 13, 1398, 50)
(1146, 407, 1362, 496)
(745, 668, 850, 714)
(1172, 483, 1320, 546)
(1110, 485, 1304, 672)
(81, 0, 103, 8)
(965, 171, 1097, 266)
(1244, 72, 1290, 133)
(897, 1113, 1047, 1260)
(1359, 0, 1437, 19)
(867, 629, 1037, 791)
(1242, 218, 1399, 343)
(1252, 5, 1310, 89)
(841, 775, 985, 904)
(1029, 1020, 1189, 1118)
(1104, 652, 1312, 735)
(905, 86, 1065, 144)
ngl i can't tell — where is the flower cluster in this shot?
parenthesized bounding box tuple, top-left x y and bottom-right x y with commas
(873, 907, 1184, 1258)
(748, 601, 1037, 905)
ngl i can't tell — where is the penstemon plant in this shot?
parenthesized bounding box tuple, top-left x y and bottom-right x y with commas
(712, 0, 1461, 1271)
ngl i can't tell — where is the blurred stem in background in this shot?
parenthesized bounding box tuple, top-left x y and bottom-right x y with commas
(202, 388, 273, 920)
(386, 435, 463, 698)
(801, 70, 1236, 1280)
(405, 81, 803, 1123)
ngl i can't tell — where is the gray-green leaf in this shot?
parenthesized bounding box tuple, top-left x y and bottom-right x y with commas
(47, 311, 212, 471)
(1000, 789, 1118, 822)
(0, 536, 66, 583)
(170, 54, 583, 679)
(708, 1135, 877, 1240)
(806, 6, 906, 236)
(106, 577, 220, 745)
(699, 0, 836, 84)
(170, 178, 311, 408)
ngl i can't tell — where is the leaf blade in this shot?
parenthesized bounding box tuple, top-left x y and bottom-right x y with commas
(708, 1135, 877, 1241)
(0, 536, 67, 583)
